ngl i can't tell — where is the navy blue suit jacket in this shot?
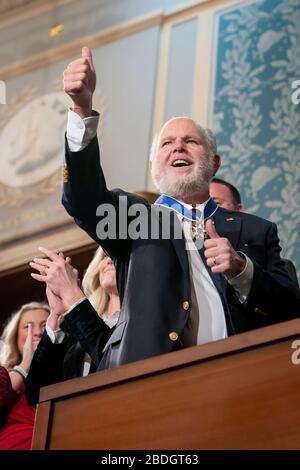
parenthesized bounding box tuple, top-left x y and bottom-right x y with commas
(61, 136, 300, 371)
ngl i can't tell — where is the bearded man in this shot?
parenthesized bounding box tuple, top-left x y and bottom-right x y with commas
(42, 47, 300, 370)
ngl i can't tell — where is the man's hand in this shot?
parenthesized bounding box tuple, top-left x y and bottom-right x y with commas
(30, 247, 85, 310)
(63, 46, 96, 118)
(204, 219, 246, 279)
(46, 286, 65, 331)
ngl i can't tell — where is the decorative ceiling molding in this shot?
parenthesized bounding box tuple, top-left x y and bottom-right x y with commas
(0, 0, 215, 81)
(0, 0, 36, 13)
(0, 0, 76, 29)
(0, 10, 164, 81)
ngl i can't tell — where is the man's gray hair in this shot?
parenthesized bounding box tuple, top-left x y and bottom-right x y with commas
(149, 118, 218, 161)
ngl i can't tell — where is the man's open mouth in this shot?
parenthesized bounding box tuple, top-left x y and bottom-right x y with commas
(171, 159, 191, 167)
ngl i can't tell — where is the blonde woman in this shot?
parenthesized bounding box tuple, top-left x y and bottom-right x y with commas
(26, 247, 120, 406)
(0, 302, 49, 449)
(82, 246, 120, 328)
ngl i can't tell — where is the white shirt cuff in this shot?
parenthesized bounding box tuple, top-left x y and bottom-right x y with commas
(46, 323, 66, 344)
(46, 297, 86, 344)
(66, 109, 99, 152)
(82, 353, 92, 377)
(228, 254, 254, 303)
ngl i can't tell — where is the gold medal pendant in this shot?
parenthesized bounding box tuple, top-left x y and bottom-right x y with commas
(191, 220, 208, 240)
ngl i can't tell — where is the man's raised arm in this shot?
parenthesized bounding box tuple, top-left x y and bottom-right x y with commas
(62, 48, 137, 259)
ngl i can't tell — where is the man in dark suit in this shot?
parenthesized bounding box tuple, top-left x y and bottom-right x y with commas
(210, 178, 243, 212)
(32, 47, 300, 371)
(210, 177, 299, 289)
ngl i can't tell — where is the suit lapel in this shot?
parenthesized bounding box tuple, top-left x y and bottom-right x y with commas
(213, 209, 242, 250)
(168, 209, 190, 275)
(152, 204, 190, 287)
(193, 208, 242, 335)
(202, 208, 242, 298)
(198, 246, 227, 302)
(198, 246, 235, 335)
(155, 206, 242, 325)
(167, 208, 243, 289)
(199, 208, 242, 296)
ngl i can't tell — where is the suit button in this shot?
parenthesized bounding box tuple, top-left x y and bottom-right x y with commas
(62, 164, 69, 183)
(169, 332, 178, 342)
(182, 301, 189, 311)
(254, 307, 267, 316)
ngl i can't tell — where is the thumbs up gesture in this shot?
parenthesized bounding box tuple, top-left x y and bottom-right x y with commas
(63, 46, 96, 118)
(204, 219, 246, 279)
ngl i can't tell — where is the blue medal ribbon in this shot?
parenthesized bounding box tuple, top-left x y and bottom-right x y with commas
(154, 194, 218, 222)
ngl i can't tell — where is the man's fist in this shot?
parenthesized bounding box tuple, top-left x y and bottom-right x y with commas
(63, 46, 96, 118)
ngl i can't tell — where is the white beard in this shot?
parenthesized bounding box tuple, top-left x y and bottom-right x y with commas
(151, 158, 215, 200)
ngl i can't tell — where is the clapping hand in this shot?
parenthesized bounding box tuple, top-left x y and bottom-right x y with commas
(30, 247, 84, 310)
(46, 285, 65, 331)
